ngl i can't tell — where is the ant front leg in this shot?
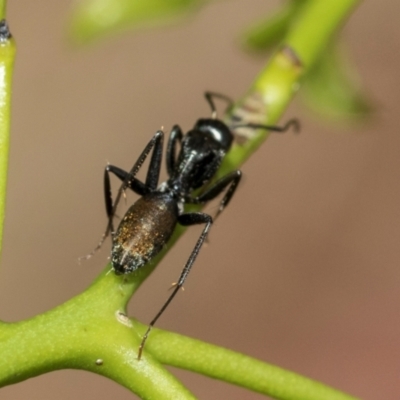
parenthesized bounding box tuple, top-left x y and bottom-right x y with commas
(189, 170, 242, 221)
(205, 92, 234, 119)
(138, 212, 212, 359)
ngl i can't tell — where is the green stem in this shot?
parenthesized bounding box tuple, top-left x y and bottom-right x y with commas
(0, 1, 6, 19)
(221, 0, 360, 175)
(0, 268, 359, 400)
(0, 21, 15, 256)
(0, 272, 195, 399)
(142, 326, 359, 400)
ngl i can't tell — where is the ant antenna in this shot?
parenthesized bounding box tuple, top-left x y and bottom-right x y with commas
(232, 118, 300, 134)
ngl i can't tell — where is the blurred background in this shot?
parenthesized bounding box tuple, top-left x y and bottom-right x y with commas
(0, 1, 399, 399)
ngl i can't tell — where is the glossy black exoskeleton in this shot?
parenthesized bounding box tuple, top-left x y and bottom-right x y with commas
(85, 92, 298, 358)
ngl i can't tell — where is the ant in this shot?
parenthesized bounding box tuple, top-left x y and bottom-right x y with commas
(85, 92, 298, 359)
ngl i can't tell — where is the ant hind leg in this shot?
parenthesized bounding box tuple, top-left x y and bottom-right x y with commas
(138, 212, 212, 359)
(79, 130, 164, 263)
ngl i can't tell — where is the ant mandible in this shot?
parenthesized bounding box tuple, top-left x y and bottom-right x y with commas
(85, 92, 298, 359)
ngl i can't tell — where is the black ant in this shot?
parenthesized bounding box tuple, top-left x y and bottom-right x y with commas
(84, 92, 298, 359)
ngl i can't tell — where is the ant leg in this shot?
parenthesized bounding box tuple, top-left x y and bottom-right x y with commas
(188, 170, 242, 221)
(107, 127, 164, 195)
(80, 131, 164, 261)
(78, 166, 118, 262)
(205, 92, 234, 119)
(145, 130, 164, 191)
(104, 166, 115, 230)
(108, 129, 164, 228)
(106, 165, 148, 197)
(138, 212, 212, 359)
(232, 118, 300, 134)
(104, 164, 149, 222)
(166, 125, 183, 177)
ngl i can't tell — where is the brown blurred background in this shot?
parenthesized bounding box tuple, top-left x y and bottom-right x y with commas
(0, 1, 399, 399)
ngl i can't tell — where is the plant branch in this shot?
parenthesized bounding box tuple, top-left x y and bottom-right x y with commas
(0, 1, 6, 20)
(221, 0, 360, 175)
(140, 325, 360, 400)
(0, 271, 195, 399)
(0, 19, 14, 256)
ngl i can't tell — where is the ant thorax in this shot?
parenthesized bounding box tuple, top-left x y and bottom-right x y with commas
(158, 181, 185, 213)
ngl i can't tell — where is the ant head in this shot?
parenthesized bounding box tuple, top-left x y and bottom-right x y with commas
(194, 118, 233, 152)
